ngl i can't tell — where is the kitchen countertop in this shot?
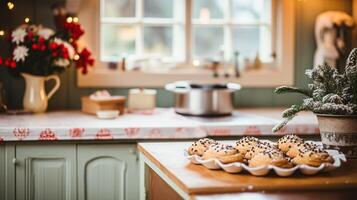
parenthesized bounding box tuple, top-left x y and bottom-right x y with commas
(0, 108, 319, 141)
(138, 142, 357, 199)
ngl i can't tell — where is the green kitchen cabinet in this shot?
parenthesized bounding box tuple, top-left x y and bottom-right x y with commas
(15, 144, 77, 200)
(77, 144, 139, 200)
(0, 143, 139, 200)
(0, 145, 16, 200)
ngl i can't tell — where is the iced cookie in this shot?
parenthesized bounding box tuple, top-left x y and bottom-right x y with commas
(249, 149, 294, 168)
(187, 138, 217, 156)
(202, 143, 244, 164)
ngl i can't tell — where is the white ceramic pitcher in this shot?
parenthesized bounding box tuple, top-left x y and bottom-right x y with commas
(21, 73, 60, 113)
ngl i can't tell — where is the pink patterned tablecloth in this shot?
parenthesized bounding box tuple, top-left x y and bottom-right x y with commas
(0, 108, 319, 141)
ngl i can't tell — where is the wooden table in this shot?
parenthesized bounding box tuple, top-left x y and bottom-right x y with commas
(138, 142, 357, 200)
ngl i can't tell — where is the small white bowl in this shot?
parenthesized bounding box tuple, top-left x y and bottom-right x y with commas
(96, 110, 119, 119)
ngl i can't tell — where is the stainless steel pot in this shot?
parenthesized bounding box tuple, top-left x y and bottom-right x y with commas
(165, 81, 241, 116)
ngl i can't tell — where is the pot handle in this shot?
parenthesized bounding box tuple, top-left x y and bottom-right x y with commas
(227, 83, 241, 91)
(165, 81, 190, 93)
(45, 75, 61, 100)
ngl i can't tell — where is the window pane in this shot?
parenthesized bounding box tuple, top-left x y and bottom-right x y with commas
(101, 24, 136, 60)
(193, 0, 224, 20)
(102, 0, 135, 18)
(231, 0, 267, 23)
(143, 26, 173, 56)
(144, 0, 173, 18)
(194, 27, 223, 58)
(232, 26, 272, 62)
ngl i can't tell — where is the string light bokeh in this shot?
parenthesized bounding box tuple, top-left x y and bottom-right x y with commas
(7, 1, 15, 10)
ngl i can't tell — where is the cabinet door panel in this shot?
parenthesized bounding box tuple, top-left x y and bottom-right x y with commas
(78, 144, 139, 200)
(85, 157, 125, 200)
(16, 145, 76, 200)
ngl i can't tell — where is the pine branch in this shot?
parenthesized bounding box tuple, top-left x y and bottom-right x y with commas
(274, 86, 312, 97)
(272, 116, 293, 133)
(273, 104, 307, 132)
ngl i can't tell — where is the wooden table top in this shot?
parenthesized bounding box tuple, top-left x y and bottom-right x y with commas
(138, 141, 357, 195)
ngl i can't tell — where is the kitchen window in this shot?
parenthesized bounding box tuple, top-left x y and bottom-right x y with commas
(78, 0, 295, 88)
(100, 0, 185, 63)
(192, 0, 273, 63)
(100, 0, 273, 63)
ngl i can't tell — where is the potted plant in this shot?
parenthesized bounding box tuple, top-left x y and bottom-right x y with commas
(273, 48, 357, 158)
(0, 19, 94, 113)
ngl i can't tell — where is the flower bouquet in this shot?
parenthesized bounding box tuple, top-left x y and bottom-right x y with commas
(0, 20, 94, 75)
(0, 19, 94, 112)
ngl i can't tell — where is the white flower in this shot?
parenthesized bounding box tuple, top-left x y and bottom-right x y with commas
(54, 58, 70, 67)
(37, 28, 54, 40)
(53, 38, 75, 59)
(11, 28, 27, 44)
(13, 46, 28, 62)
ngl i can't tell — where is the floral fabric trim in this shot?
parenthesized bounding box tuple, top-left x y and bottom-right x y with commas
(0, 109, 319, 141)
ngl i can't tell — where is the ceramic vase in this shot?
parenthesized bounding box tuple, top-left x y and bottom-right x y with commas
(21, 73, 60, 113)
(317, 114, 357, 158)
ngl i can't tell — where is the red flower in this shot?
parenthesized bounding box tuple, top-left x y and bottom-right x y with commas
(49, 43, 71, 60)
(4, 58, 10, 66)
(4, 58, 16, 68)
(38, 37, 45, 43)
(64, 22, 84, 41)
(10, 61, 16, 68)
(32, 43, 39, 50)
(49, 42, 57, 49)
(39, 44, 46, 51)
(76, 48, 94, 74)
(0, 57, 3, 65)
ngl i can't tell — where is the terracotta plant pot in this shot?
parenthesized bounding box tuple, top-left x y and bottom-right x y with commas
(316, 114, 357, 158)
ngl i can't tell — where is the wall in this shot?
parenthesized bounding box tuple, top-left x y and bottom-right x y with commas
(0, 0, 354, 110)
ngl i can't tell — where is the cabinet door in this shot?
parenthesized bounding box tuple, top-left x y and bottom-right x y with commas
(78, 144, 139, 200)
(0, 144, 16, 200)
(16, 144, 76, 200)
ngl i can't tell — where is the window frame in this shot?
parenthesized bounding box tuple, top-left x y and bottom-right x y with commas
(191, 0, 275, 63)
(77, 0, 295, 88)
(99, 0, 185, 63)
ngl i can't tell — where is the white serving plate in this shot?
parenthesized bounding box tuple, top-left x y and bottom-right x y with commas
(184, 141, 346, 177)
